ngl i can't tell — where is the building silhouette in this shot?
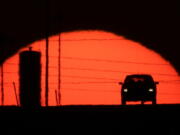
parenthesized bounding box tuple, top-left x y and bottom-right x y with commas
(19, 48, 41, 107)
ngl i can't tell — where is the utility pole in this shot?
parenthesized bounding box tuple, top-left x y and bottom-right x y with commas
(55, 89, 58, 106)
(1, 64, 4, 106)
(58, 33, 61, 105)
(13, 82, 19, 106)
(45, 35, 49, 106)
(45, 0, 50, 106)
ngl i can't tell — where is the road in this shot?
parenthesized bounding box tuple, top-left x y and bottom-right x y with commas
(0, 104, 179, 134)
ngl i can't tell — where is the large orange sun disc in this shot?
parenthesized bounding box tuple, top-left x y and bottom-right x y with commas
(1, 30, 180, 106)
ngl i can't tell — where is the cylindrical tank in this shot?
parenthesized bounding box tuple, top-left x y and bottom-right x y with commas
(19, 49, 41, 107)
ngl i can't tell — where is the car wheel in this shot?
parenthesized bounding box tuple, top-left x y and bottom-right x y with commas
(141, 101, 145, 105)
(122, 99, 126, 105)
(152, 98, 156, 105)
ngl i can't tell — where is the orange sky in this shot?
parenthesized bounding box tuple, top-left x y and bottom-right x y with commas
(1, 30, 180, 106)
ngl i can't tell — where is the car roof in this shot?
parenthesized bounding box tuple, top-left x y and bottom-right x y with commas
(126, 74, 153, 79)
(126, 74, 153, 80)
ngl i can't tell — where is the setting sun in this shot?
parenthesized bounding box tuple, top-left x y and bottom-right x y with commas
(1, 30, 180, 106)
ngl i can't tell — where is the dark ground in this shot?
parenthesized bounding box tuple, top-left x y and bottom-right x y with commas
(0, 105, 179, 134)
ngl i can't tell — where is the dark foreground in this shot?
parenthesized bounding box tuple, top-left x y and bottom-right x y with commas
(0, 104, 179, 134)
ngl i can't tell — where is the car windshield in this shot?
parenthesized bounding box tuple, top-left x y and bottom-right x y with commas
(130, 77, 144, 82)
(125, 76, 153, 84)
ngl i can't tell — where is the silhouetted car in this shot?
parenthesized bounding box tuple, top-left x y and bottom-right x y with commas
(119, 74, 158, 105)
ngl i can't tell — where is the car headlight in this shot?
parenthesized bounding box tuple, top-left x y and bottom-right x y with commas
(148, 88, 154, 92)
(123, 89, 128, 92)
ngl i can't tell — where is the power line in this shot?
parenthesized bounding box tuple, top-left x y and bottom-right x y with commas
(61, 75, 119, 81)
(5, 62, 58, 69)
(60, 88, 120, 93)
(48, 38, 127, 42)
(2, 72, 17, 74)
(61, 66, 178, 77)
(158, 80, 180, 82)
(42, 55, 169, 66)
(1, 83, 180, 95)
(60, 81, 118, 84)
(58, 81, 180, 84)
(4, 66, 178, 77)
(55, 88, 180, 95)
(3, 70, 180, 80)
(61, 56, 169, 66)
(3, 82, 180, 95)
(5, 62, 17, 65)
(3, 80, 180, 84)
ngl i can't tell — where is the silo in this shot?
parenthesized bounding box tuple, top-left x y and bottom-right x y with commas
(19, 49, 41, 107)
